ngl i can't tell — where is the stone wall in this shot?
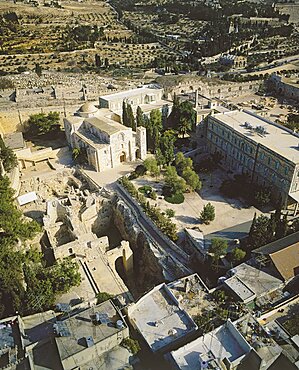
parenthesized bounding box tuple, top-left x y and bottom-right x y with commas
(112, 197, 165, 292)
(169, 80, 261, 100)
(0, 104, 81, 134)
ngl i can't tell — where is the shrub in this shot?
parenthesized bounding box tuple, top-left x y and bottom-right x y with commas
(135, 164, 146, 176)
(150, 190, 157, 200)
(121, 337, 140, 354)
(128, 171, 138, 180)
(165, 192, 184, 204)
(138, 185, 152, 193)
(165, 209, 175, 218)
(96, 292, 114, 304)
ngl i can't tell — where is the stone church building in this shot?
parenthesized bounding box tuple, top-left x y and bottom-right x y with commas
(64, 102, 147, 172)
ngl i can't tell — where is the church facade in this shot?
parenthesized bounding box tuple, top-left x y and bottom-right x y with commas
(64, 102, 147, 172)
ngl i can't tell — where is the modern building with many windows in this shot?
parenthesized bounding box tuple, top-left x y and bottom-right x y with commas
(205, 110, 299, 209)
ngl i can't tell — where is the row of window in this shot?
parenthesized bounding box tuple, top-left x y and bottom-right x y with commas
(208, 130, 291, 177)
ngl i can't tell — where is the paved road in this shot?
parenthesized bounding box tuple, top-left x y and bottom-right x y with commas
(116, 184, 191, 273)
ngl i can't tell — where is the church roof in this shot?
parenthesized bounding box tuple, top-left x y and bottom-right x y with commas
(85, 117, 128, 135)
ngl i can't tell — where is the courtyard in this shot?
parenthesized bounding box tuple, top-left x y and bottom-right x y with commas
(130, 167, 261, 239)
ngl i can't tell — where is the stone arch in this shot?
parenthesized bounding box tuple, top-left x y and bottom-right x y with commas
(239, 86, 242, 91)
(189, 86, 194, 91)
(218, 89, 221, 94)
(181, 90, 185, 94)
(135, 148, 140, 159)
(120, 151, 126, 162)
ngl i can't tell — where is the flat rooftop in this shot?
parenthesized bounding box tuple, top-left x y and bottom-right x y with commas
(170, 320, 250, 369)
(56, 300, 127, 361)
(100, 86, 162, 102)
(224, 263, 282, 302)
(129, 284, 197, 352)
(225, 275, 256, 303)
(212, 110, 299, 163)
(139, 99, 172, 113)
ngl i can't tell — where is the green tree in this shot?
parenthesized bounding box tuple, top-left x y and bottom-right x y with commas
(122, 101, 128, 127)
(177, 116, 192, 138)
(95, 54, 101, 68)
(0, 137, 17, 173)
(285, 113, 299, 131)
(165, 166, 187, 194)
(26, 112, 60, 135)
(167, 93, 180, 128)
(175, 151, 193, 174)
(96, 292, 114, 304)
(159, 130, 176, 165)
(146, 109, 162, 153)
(144, 157, 160, 178)
(231, 247, 246, 263)
(248, 214, 272, 250)
(276, 214, 288, 239)
(210, 238, 228, 269)
(200, 202, 215, 224)
(182, 167, 201, 191)
(127, 103, 135, 130)
(171, 100, 196, 136)
(136, 106, 145, 127)
(35, 63, 42, 77)
(121, 337, 140, 355)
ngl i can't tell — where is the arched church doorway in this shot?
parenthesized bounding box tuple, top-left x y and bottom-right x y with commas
(120, 152, 126, 162)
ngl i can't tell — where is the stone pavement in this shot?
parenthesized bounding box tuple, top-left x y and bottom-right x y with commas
(83, 161, 141, 190)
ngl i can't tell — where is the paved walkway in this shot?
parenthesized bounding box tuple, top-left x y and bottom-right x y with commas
(83, 161, 141, 190)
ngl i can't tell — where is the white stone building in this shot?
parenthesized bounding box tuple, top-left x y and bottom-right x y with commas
(64, 102, 146, 172)
(99, 85, 172, 120)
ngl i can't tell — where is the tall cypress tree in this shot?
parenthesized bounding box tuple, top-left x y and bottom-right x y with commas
(127, 103, 135, 130)
(276, 214, 288, 239)
(136, 106, 144, 127)
(249, 212, 257, 239)
(122, 101, 128, 127)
